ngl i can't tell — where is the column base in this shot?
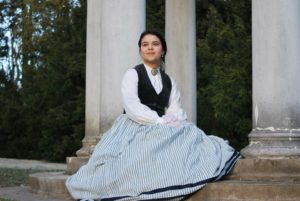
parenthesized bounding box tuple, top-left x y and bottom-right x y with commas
(75, 136, 98, 157)
(65, 136, 99, 174)
(241, 130, 300, 159)
(66, 156, 89, 175)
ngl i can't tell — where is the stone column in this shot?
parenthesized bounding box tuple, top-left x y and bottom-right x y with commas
(75, 0, 101, 158)
(165, 0, 197, 123)
(241, 0, 300, 158)
(68, 0, 145, 173)
(97, 0, 145, 138)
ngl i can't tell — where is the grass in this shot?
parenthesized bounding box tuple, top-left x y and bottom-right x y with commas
(0, 167, 65, 201)
(0, 168, 39, 201)
(0, 169, 28, 201)
(0, 168, 62, 201)
(0, 168, 44, 187)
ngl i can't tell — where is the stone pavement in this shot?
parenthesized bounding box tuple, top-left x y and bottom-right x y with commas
(0, 158, 66, 170)
(0, 158, 68, 201)
(0, 186, 66, 201)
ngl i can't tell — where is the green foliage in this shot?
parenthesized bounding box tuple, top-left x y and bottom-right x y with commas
(196, 0, 252, 149)
(19, 1, 86, 161)
(0, 0, 86, 162)
(21, 0, 86, 161)
(146, 0, 165, 34)
(0, 69, 25, 158)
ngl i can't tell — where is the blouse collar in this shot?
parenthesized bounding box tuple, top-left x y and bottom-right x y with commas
(143, 63, 160, 76)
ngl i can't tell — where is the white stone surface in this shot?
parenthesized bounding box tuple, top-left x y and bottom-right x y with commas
(83, 0, 102, 152)
(252, 0, 300, 129)
(0, 158, 66, 170)
(242, 0, 300, 158)
(80, 0, 145, 155)
(99, 0, 145, 134)
(165, 0, 197, 123)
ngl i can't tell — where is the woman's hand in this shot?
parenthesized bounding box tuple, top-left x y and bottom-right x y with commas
(161, 114, 185, 128)
(162, 114, 177, 123)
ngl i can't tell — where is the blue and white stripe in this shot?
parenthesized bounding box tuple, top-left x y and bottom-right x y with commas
(66, 115, 240, 200)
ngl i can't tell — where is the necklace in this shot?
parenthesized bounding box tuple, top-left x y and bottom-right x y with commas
(151, 68, 158, 76)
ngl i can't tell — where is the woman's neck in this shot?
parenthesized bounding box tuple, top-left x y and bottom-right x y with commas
(143, 61, 160, 69)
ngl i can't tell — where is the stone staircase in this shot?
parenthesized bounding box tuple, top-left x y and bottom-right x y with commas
(29, 159, 300, 201)
(28, 156, 89, 200)
(186, 159, 300, 201)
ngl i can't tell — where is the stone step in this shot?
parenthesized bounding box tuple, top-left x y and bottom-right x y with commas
(28, 172, 73, 200)
(186, 180, 300, 201)
(29, 159, 300, 201)
(66, 156, 89, 175)
(226, 159, 300, 182)
(29, 173, 300, 201)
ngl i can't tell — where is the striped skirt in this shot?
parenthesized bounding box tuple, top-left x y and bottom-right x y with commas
(66, 114, 240, 200)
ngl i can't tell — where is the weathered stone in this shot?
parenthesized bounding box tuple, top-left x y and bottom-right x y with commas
(241, 0, 300, 159)
(29, 159, 300, 201)
(227, 159, 300, 182)
(186, 159, 300, 201)
(29, 172, 73, 200)
(80, 0, 146, 156)
(186, 180, 300, 201)
(165, 0, 197, 123)
(66, 156, 89, 175)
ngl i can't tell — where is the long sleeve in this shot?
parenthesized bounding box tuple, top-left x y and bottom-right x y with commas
(121, 67, 187, 125)
(165, 78, 188, 121)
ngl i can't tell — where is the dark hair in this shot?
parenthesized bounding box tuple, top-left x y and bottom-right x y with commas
(138, 30, 167, 57)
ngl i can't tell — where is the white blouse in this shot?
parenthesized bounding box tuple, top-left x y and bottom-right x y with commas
(121, 64, 187, 125)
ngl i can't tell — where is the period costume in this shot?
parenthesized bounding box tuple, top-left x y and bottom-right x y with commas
(66, 64, 240, 201)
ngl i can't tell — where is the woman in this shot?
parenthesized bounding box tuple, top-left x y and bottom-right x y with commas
(66, 30, 240, 201)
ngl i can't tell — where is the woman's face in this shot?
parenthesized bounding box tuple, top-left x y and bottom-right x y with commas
(139, 34, 164, 68)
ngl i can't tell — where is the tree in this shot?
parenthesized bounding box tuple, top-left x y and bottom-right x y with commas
(146, 0, 165, 34)
(196, 0, 252, 149)
(0, 0, 86, 162)
(0, 69, 25, 157)
(20, 0, 86, 161)
(0, 0, 25, 157)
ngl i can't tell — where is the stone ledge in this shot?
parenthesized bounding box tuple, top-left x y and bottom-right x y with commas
(226, 159, 300, 181)
(66, 156, 89, 175)
(186, 180, 300, 201)
(28, 172, 73, 200)
(29, 159, 300, 201)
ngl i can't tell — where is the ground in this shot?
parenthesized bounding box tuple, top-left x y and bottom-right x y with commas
(0, 158, 67, 201)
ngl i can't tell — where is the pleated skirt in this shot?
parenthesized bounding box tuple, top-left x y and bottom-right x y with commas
(66, 114, 240, 200)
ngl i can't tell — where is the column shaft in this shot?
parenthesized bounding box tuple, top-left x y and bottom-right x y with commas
(242, 0, 300, 158)
(77, 0, 145, 157)
(76, 0, 102, 157)
(165, 0, 197, 123)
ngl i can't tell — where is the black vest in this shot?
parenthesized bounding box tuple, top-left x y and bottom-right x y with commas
(134, 64, 172, 117)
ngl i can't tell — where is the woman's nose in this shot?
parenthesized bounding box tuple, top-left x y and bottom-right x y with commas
(148, 45, 153, 50)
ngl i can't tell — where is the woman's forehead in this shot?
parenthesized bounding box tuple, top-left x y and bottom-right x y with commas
(141, 34, 160, 42)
